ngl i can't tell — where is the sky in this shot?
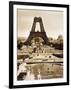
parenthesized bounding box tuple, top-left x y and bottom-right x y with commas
(17, 9, 64, 39)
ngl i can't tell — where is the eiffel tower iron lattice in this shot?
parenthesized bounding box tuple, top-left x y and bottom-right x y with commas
(24, 17, 48, 45)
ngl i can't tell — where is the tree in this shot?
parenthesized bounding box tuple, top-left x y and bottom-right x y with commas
(17, 40, 23, 50)
(57, 35, 63, 44)
(55, 35, 63, 50)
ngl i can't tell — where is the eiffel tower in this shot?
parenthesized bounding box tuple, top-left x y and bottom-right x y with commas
(24, 17, 48, 45)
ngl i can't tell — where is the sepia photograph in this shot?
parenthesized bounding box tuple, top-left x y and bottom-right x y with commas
(9, 1, 69, 88)
(17, 9, 64, 81)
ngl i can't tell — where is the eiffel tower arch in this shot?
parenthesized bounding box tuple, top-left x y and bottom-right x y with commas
(24, 17, 48, 45)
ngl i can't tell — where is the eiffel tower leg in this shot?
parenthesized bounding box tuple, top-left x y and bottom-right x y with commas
(40, 19, 45, 32)
(31, 20, 36, 32)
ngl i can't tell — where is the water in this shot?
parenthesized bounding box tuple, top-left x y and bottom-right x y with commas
(17, 62, 63, 80)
